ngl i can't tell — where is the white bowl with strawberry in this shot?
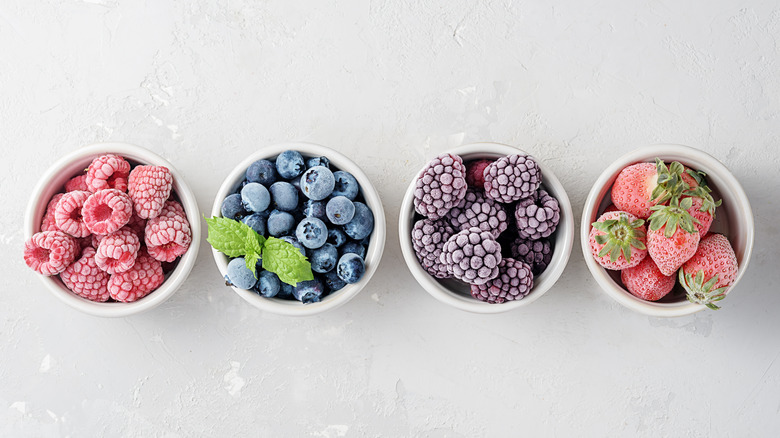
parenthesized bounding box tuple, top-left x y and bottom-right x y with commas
(23, 143, 201, 317)
(581, 144, 754, 317)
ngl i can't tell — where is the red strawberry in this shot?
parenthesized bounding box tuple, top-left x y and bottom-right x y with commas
(589, 211, 647, 270)
(611, 159, 692, 219)
(681, 173, 721, 236)
(621, 256, 676, 301)
(646, 197, 700, 276)
(679, 233, 738, 310)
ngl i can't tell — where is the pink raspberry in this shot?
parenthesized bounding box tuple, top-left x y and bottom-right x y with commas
(85, 154, 131, 192)
(95, 227, 141, 274)
(145, 212, 192, 263)
(125, 211, 147, 240)
(54, 190, 92, 238)
(61, 247, 110, 302)
(107, 249, 164, 302)
(40, 193, 64, 232)
(470, 258, 533, 303)
(23, 231, 78, 276)
(465, 159, 493, 188)
(65, 174, 89, 192)
(82, 189, 132, 235)
(157, 200, 186, 219)
(128, 165, 173, 219)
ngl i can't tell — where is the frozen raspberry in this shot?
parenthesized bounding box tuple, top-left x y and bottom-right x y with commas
(82, 189, 132, 235)
(511, 237, 553, 276)
(54, 190, 92, 238)
(107, 249, 164, 302)
(125, 211, 147, 240)
(446, 188, 508, 238)
(413, 153, 468, 220)
(439, 227, 502, 285)
(483, 154, 541, 203)
(470, 258, 533, 303)
(95, 227, 141, 274)
(128, 165, 173, 219)
(157, 200, 186, 220)
(514, 189, 560, 240)
(85, 154, 131, 192)
(65, 174, 89, 192)
(61, 247, 110, 302)
(23, 231, 78, 276)
(145, 212, 192, 263)
(465, 159, 493, 188)
(40, 193, 64, 232)
(411, 218, 456, 279)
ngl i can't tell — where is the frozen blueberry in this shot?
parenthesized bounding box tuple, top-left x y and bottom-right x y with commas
(246, 159, 277, 186)
(326, 196, 355, 225)
(306, 156, 330, 169)
(293, 279, 325, 304)
(296, 217, 328, 249)
(310, 243, 338, 274)
(280, 235, 306, 256)
(332, 171, 359, 200)
(241, 213, 267, 236)
(343, 202, 374, 240)
(278, 282, 295, 299)
(253, 270, 281, 298)
(226, 258, 258, 290)
(302, 199, 327, 221)
(340, 241, 367, 259)
(301, 166, 335, 201)
(269, 181, 299, 212)
(276, 150, 306, 179)
(327, 228, 348, 248)
(267, 210, 295, 237)
(337, 253, 365, 284)
(322, 269, 347, 292)
(241, 182, 271, 213)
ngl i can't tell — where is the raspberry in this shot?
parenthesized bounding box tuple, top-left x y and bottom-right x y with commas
(465, 159, 493, 188)
(128, 165, 173, 219)
(65, 174, 89, 192)
(23, 231, 78, 276)
(510, 237, 553, 276)
(470, 258, 533, 303)
(125, 211, 147, 240)
(82, 189, 132, 235)
(484, 154, 541, 203)
(60, 247, 110, 302)
(439, 227, 502, 285)
(54, 190, 92, 238)
(85, 154, 131, 193)
(95, 227, 141, 274)
(514, 189, 560, 240)
(413, 153, 468, 220)
(107, 249, 164, 302)
(411, 218, 456, 279)
(40, 193, 64, 232)
(157, 200, 186, 220)
(145, 212, 192, 263)
(446, 188, 507, 238)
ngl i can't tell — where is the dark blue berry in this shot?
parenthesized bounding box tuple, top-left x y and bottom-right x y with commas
(246, 159, 277, 186)
(302, 199, 327, 221)
(280, 235, 306, 256)
(253, 270, 281, 298)
(340, 241, 367, 259)
(269, 181, 299, 212)
(293, 279, 324, 304)
(267, 210, 295, 237)
(343, 202, 374, 240)
(278, 282, 295, 299)
(337, 253, 365, 284)
(221, 193, 246, 220)
(332, 171, 359, 200)
(327, 228, 348, 247)
(295, 217, 328, 249)
(301, 166, 335, 201)
(241, 182, 271, 213)
(326, 196, 355, 225)
(241, 213, 267, 236)
(227, 258, 258, 290)
(322, 270, 347, 292)
(306, 156, 330, 169)
(276, 150, 306, 179)
(310, 243, 338, 273)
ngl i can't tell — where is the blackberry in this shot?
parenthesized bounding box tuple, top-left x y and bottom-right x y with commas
(514, 189, 560, 240)
(470, 258, 533, 303)
(411, 218, 455, 279)
(510, 237, 553, 276)
(483, 154, 541, 203)
(413, 153, 467, 220)
(439, 227, 501, 285)
(446, 188, 507, 238)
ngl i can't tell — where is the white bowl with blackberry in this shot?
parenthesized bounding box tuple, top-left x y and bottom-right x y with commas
(210, 142, 386, 316)
(398, 142, 574, 314)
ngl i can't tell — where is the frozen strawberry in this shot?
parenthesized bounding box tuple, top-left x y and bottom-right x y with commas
(646, 197, 700, 276)
(60, 247, 110, 302)
(128, 165, 173, 219)
(679, 233, 738, 310)
(611, 159, 692, 219)
(621, 256, 676, 301)
(589, 211, 647, 270)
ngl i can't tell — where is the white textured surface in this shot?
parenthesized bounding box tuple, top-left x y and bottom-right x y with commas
(2, 0, 780, 436)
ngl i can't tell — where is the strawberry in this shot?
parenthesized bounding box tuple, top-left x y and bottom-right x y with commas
(589, 211, 647, 270)
(621, 256, 676, 301)
(681, 171, 721, 236)
(611, 159, 690, 219)
(646, 196, 700, 276)
(679, 233, 738, 310)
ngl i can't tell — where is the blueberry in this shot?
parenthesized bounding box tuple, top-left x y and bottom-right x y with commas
(280, 235, 306, 256)
(241, 182, 271, 213)
(276, 150, 306, 179)
(246, 159, 277, 186)
(310, 243, 338, 273)
(278, 282, 295, 299)
(326, 196, 355, 225)
(269, 181, 299, 212)
(301, 166, 335, 201)
(267, 210, 295, 237)
(227, 258, 258, 289)
(340, 241, 367, 259)
(293, 279, 325, 304)
(253, 270, 281, 298)
(327, 228, 348, 247)
(306, 156, 330, 169)
(295, 217, 328, 249)
(302, 199, 327, 221)
(241, 213, 267, 236)
(332, 171, 359, 200)
(322, 270, 347, 292)
(343, 202, 374, 240)
(337, 253, 365, 284)
(221, 193, 246, 220)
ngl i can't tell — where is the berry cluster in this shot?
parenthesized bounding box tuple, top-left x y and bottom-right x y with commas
(410, 152, 561, 304)
(24, 154, 191, 303)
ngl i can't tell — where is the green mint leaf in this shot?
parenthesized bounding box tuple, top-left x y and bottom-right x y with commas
(245, 252, 262, 278)
(205, 216, 256, 257)
(261, 237, 314, 286)
(246, 225, 265, 255)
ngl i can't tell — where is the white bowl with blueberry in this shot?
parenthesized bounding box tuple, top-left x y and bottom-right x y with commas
(209, 142, 386, 316)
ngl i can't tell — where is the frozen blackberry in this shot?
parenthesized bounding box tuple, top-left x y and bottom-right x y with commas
(446, 188, 507, 238)
(511, 237, 553, 276)
(483, 154, 541, 203)
(470, 258, 533, 303)
(439, 227, 501, 285)
(514, 189, 560, 240)
(413, 153, 467, 220)
(411, 218, 455, 279)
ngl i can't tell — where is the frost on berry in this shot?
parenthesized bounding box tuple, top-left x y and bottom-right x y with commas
(439, 227, 502, 285)
(41, 193, 64, 232)
(511, 237, 553, 276)
(483, 154, 541, 203)
(145, 209, 192, 263)
(61, 247, 110, 302)
(107, 249, 165, 302)
(411, 218, 455, 279)
(470, 258, 534, 303)
(413, 153, 468, 220)
(85, 154, 131, 193)
(65, 174, 89, 192)
(128, 165, 174, 219)
(54, 190, 92, 238)
(514, 189, 560, 240)
(446, 188, 507, 238)
(95, 227, 141, 274)
(82, 189, 132, 235)
(23, 231, 78, 276)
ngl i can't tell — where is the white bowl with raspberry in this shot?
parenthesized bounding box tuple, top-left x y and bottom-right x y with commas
(398, 142, 575, 314)
(581, 144, 754, 317)
(24, 142, 201, 317)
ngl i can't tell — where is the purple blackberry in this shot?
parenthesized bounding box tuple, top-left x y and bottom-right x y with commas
(413, 153, 467, 220)
(483, 154, 541, 203)
(511, 237, 553, 276)
(446, 188, 508, 238)
(439, 227, 502, 285)
(411, 218, 455, 279)
(470, 258, 533, 303)
(514, 189, 560, 240)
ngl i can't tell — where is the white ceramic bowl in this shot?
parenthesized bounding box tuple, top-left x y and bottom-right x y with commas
(211, 142, 387, 316)
(581, 144, 754, 317)
(399, 142, 574, 313)
(23, 142, 201, 317)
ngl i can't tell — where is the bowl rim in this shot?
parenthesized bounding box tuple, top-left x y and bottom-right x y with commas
(579, 143, 755, 317)
(209, 141, 387, 316)
(398, 142, 574, 314)
(23, 142, 202, 317)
